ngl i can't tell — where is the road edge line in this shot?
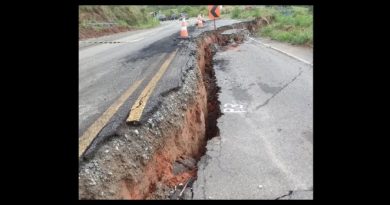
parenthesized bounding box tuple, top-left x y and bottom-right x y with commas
(248, 37, 313, 66)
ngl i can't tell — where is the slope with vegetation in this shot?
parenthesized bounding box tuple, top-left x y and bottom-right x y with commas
(150, 5, 208, 18)
(79, 5, 313, 46)
(228, 6, 313, 46)
(79, 6, 159, 40)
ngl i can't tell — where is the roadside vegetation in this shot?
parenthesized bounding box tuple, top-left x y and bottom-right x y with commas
(79, 6, 210, 39)
(150, 6, 208, 18)
(79, 5, 313, 46)
(79, 6, 160, 39)
(227, 6, 313, 46)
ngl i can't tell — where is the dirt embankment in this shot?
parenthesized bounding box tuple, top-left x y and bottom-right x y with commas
(79, 6, 159, 40)
(78, 18, 266, 200)
(79, 26, 132, 40)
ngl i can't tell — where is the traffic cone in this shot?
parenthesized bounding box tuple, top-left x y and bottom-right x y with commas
(179, 18, 189, 38)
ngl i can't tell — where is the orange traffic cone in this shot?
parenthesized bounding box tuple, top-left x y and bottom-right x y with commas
(180, 18, 189, 38)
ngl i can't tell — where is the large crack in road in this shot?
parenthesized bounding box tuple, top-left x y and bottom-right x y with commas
(79, 18, 271, 199)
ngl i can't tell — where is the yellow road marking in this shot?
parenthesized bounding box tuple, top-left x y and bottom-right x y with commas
(79, 78, 144, 158)
(127, 49, 178, 123)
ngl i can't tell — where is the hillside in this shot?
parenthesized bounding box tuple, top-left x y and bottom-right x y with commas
(79, 6, 159, 40)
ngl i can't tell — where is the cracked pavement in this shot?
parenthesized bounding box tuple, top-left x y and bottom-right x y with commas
(192, 37, 313, 199)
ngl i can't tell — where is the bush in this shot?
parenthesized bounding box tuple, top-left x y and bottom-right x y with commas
(253, 8, 261, 18)
(231, 7, 240, 19)
(258, 6, 313, 46)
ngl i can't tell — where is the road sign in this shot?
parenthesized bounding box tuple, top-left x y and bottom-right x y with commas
(208, 5, 220, 20)
(208, 5, 221, 30)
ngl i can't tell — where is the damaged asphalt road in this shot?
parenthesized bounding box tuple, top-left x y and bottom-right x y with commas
(79, 20, 190, 138)
(79, 17, 313, 200)
(192, 37, 313, 199)
(79, 19, 240, 158)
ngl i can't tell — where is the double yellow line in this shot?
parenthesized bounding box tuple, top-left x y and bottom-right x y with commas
(127, 49, 178, 123)
(79, 79, 143, 158)
(79, 49, 178, 158)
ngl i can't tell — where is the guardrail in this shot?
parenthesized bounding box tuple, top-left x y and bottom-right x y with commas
(83, 22, 118, 28)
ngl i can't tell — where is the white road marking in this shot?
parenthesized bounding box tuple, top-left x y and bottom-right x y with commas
(223, 103, 247, 113)
(126, 38, 145, 43)
(248, 37, 313, 66)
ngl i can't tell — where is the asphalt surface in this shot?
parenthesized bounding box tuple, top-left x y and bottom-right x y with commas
(255, 36, 313, 65)
(79, 18, 313, 199)
(79, 18, 240, 156)
(192, 37, 313, 199)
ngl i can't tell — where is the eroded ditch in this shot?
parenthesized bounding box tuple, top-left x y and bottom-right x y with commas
(79, 18, 267, 200)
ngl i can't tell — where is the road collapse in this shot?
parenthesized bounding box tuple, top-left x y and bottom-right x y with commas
(79, 17, 269, 200)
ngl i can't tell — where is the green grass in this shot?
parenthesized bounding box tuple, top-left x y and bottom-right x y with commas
(231, 7, 241, 18)
(262, 26, 312, 45)
(79, 6, 312, 46)
(229, 6, 276, 20)
(227, 6, 313, 46)
(79, 6, 160, 31)
(150, 5, 209, 18)
(261, 6, 312, 46)
(137, 18, 160, 29)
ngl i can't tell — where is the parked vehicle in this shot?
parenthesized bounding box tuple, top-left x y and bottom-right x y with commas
(156, 13, 167, 21)
(169, 13, 178, 20)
